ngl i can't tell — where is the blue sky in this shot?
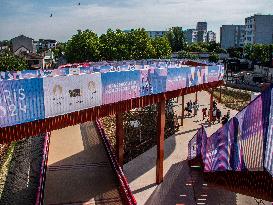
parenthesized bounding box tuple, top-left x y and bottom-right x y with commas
(0, 0, 272, 42)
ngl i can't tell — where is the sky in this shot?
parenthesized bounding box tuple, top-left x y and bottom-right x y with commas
(0, 0, 272, 42)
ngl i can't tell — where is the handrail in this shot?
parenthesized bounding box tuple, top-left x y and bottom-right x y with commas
(35, 132, 51, 205)
(95, 119, 137, 205)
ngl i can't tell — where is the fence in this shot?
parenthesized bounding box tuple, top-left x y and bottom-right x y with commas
(0, 62, 224, 129)
(35, 132, 51, 205)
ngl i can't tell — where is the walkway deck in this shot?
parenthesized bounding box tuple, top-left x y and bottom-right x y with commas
(44, 122, 122, 205)
(124, 91, 272, 205)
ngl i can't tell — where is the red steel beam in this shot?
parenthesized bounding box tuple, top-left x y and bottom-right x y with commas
(156, 99, 165, 184)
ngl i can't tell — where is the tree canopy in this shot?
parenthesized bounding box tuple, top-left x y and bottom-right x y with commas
(0, 50, 27, 71)
(166, 27, 186, 52)
(244, 43, 273, 66)
(65, 29, 101, 63)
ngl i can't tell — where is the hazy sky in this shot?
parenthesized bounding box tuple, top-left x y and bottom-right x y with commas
(0, 0, 272, 42)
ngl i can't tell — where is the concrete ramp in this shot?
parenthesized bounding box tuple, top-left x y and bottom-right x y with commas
(45, 122, 122, 205)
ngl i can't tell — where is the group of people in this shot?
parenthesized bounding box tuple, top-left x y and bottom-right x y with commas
(201, 100, 231, 125)
(185, 100, 199, 116)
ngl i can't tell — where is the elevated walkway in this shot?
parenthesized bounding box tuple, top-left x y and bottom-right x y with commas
(44, 122, 122, 205)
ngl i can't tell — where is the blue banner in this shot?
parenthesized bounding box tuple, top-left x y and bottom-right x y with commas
(166, 67, 190, 91)
(0, 78, 45, 127)
(102, 70, 141, 104)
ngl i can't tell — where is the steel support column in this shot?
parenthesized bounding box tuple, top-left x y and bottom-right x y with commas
(156, 100, 165, 184)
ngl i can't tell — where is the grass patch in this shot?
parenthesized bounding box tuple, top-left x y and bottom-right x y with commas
(213, 87, 251, 111)
(0, 142, 16, 198)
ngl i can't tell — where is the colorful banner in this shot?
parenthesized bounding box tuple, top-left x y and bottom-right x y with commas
(0, 78, 45, 127)
(208, 65, 220, 83)
(101, 70, 140, 104)
(166, 67, 190, 91)
(239, 94, 265, 171)
(43, 73, 102, 118)
(264, 88, 273, 176)
(204, 128, 229, 172)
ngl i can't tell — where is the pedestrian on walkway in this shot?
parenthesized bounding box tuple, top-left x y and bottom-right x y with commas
(187, 100, 192, 116)
(226, 110, 231, 119)
(202, 108, 207, 120)
(216, 108, 222, 123)
(221, 115, 228, 125)
(212, 108, 217, 124)
(193, 102, 199, 116)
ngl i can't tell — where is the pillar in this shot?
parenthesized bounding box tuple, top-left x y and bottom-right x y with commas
(210, 90, 213, 123)
(156, 100, 165, 184)
(116, 113, 124, 167)
(181, 95, 185, 126)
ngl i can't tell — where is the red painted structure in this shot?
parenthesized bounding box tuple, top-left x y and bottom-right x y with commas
(0, 81, 223, 144)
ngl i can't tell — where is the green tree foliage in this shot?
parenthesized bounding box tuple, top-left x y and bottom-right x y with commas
(177, 50, 198, 59)
(208, 52, 219, 63)
(0, 50, 27, 71)
(52, 42, 66, 60)
(227, 47, 243, 58)
(244, 43, 272, 65)
(65, 29, 101, 63)
(151, 36, 172, 59)
(166, 27, 186, 52)
(186, 42, 225, 53)
(127, 28, 156, 59)
(65, 28, 174, 63)
(100, 29, 129, 61)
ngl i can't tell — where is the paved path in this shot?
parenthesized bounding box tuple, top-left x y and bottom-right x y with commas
(124, 91, 271, 205)
(45, 122, 122, 205)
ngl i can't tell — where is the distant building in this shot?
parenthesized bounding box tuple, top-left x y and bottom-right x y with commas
(244, 14, 273, 45)
(206, 31, 216, 42)
(146, 31, 167, 38)
(185, 29, 198, 44)
(37, 39, 57, 51)
(196, 22, 207, 32)
(20, 52, 44, 69)
(197, 30, 207, 42)
(11, 35, 35, 55)
(220, 25, 245, 49)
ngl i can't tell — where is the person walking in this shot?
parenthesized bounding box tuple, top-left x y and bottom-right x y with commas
(202, 108, 207, 120)
(212, 108, 217, 124)
(216, 108, 222, 123)
(226, 110, 231, 119)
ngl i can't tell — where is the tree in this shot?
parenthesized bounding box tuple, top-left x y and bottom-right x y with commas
(0, 50, 27, 71)
(65, 29, 101, 63)
(177, 50, 198, 59)
(151, 37, 172, 59)
(126, 28, 156, 59)
(244, 43, 272, 66)
(227, 47, 243, 58)
(100, 29, 129, 61)
(52, 42, 66, 61)
(166, 27, 186, 52)
(186, 42, 208, 52)
(208, 53, 219, 63)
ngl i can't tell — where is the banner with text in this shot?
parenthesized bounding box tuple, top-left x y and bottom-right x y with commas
(102, 70, 141, 104)
(0, 78, 45, 127)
